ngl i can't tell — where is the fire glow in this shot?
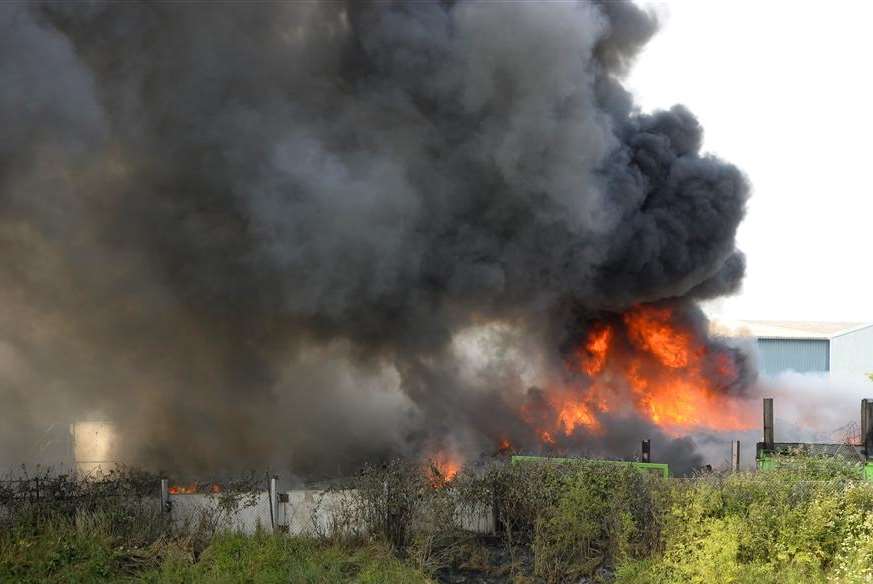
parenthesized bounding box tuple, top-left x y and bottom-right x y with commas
(525, 304, 755, 445)
(428, 450, 462, 486)
(168, 483, 223, 495)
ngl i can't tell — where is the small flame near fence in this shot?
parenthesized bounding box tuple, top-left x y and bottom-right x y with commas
(168, 483, 223, 495)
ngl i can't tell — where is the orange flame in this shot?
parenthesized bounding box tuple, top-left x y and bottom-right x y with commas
(620, 306, 754, 433)
(557, 399, 601, 435)
(579, 324, 612, 375)
(519, 385, 605, 447)
(428, 450, 462, 486)
(521, 304, 755, 446)
(168, 483, 223, 495)
(624, 306, 697, 368)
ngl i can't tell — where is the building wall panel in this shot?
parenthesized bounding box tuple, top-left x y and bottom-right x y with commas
(830, 325, 873, 379)
(756, 338, 829, 375)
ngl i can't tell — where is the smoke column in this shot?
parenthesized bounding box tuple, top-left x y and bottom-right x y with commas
(0, 1, 750, 476)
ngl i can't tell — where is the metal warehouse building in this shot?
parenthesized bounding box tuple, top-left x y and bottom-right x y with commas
(728, 321, 873, 379)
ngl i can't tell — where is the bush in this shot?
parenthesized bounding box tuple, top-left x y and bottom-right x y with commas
(622, 453, 873, 584)
(531, 462, 664, 582)
(351, 460, 433, 550)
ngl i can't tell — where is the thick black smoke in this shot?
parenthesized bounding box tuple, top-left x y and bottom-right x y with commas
(0, 1, 749, 476)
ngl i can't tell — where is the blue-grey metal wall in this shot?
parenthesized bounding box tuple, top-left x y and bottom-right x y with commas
(756, 338, 829, 375)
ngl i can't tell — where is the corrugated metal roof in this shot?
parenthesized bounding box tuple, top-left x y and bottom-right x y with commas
(716, 320, 873, 340)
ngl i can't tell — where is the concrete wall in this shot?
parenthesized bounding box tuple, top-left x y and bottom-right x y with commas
(168, 492, 274, 534)
(455, 500, 494, 534)
(167, 488, 495, 536)
(278, 489, 494, 536)
(279, 489, 360, 537)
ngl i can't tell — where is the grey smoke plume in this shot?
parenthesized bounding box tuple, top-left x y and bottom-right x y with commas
(0, 0, 749, 476)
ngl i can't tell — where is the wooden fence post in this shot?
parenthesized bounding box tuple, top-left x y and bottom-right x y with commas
(731, 440, 741, 472)
(269, 475, 279, 533)
(862, 399, 873, 459)
(160, 478, 170, 514)
(763, 398, 774, 451)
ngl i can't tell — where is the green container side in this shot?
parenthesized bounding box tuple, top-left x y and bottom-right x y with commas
(756, 455, 776, 471)
(510, 455, 670, 478)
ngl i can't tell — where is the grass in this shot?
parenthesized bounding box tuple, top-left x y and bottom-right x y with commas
(139, 534, 431, 584)
(0, 515, 432, 583)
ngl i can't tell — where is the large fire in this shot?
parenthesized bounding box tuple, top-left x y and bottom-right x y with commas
(525, 304, 755, 445)
(421, 304, 754, 478)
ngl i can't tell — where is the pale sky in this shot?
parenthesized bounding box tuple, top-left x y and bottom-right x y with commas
(627, 0, 873, 323)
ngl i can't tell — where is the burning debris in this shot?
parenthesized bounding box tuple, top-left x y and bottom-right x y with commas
(0, 0, 752, 476)
(168, 483, 223, 495)
(427, 451, 463, 487)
